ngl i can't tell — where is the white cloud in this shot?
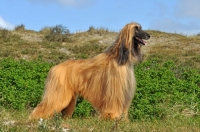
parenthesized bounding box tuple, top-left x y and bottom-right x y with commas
(149, 18, 200, 35)
(175, 0, 200, 18)
(28, 0, 94, 8)
(0, 16, 14, 30)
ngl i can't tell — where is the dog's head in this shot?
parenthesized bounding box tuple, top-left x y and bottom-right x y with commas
(133, 23, 150, 46)
(106, 22, 150, 65)
(131, 22, 150, 62)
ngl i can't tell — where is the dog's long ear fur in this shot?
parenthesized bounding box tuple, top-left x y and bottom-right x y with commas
(118, 39, 129, 65)
(132, 39, 142, 62)
(105, 23, 142, 64)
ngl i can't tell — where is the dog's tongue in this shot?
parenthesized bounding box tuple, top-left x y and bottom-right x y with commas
(136, 37, 146, 45)
(141, 39, 147, 45)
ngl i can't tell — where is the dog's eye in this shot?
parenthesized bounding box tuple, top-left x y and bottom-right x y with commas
(135, 26, 140, 33)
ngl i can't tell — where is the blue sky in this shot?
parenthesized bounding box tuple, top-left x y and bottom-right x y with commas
(0, 0, 200, 35)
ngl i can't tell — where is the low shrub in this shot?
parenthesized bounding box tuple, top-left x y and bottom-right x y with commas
(15, 24, 25, 31)
(73, 97, 95, 118)
(129, 59, 200, 120)
(44, 25, 72, 42)
(0, 58, 53, 110)
(0, 58, 199, 120)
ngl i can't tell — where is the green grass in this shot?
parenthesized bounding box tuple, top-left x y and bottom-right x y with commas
(0, 108, 200, 131)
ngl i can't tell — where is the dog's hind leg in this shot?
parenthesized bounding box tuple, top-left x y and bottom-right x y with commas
(29, 88, 75, 120)
(62, 94, 78, 118)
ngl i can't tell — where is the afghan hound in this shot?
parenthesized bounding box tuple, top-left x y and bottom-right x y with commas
(29, 22, 150, 120)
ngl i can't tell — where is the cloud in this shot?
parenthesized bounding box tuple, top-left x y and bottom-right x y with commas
(0, 16, 14, 30)
(148, 0, 200, 35)
(28, 0, 94, 8)
(175, 0, 200, 18)
(149, 18, 200, 35)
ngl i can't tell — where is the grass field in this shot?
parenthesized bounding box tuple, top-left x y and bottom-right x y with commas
(0, 25, 200, 131)
(1, 108, 200, 132)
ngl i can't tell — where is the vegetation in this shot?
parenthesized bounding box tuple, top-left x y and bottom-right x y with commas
(0, 58, 53, 110)
(0, 26, 200, 131)
(0, 59, 199, 118)
(14, 24, 26, 31)
(87, 26, 110, 35)
(44, 25, 72, 42)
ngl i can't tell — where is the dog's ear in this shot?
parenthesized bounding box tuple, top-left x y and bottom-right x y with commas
(118, 40, 129, 65)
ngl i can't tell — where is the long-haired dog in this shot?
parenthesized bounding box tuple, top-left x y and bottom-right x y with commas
(29, 22, 150, 120)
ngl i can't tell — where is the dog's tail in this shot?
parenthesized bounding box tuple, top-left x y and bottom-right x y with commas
(29, 64, 73, 120)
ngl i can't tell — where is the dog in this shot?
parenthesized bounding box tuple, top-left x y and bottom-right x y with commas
(29, 22, 150, 120)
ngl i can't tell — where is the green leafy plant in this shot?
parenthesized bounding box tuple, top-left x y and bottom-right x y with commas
(0, 58, 53, 110)
(0, 58, 199, 121)
(129, 59, 200, 120)
(73, 97, 95, 118)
